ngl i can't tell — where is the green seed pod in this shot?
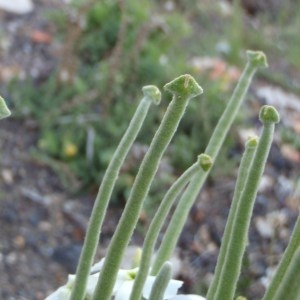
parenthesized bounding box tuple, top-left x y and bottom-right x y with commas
(142, 85, 161, 105)
(259, 105, 280, 124)
(198, 153, 213, 172)
(0, 96, 11, 120)
(246, 50, 268, 68)
(164, 74, 203, 99)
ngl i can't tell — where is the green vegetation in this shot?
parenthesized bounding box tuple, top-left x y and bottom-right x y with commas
(7, 1, 299, 203)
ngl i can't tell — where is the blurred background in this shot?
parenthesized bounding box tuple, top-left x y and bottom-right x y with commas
(0, 0, 299, 299)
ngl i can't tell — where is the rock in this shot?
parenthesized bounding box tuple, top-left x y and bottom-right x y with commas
(260, 266, 277, 288)
(52, 244, 82, 273)
(255, 216, 274, 238)
(258, 175, 274, 193)
(0, 0, 34, 14)
(1, 168, 14, 184)
(255, 210, 289, 239)
(30, 30, 53, 44)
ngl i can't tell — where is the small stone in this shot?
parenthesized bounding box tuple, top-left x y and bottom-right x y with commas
(255, 216, 274, 238)
(0, 0, 34, 14)
(1, 169, 14, 184)
(38, 221, 52, 232)
(52, 244, 82, 273)
(258, 175, 274, 193)
(13, 235, 26, 249)
(6, 252, 18, 265)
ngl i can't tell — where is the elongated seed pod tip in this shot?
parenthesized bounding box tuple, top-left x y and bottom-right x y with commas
(142, 85, 161, 105)
(246, 50, 268, 68)
(245, 136, 259, 148)
(164, 74, 203, 98)
(259, 105, 280, 124)
(198, 153, 213, 171)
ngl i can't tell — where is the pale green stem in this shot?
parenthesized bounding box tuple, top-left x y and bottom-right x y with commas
(262, 213, 300, 300)
(149, 262, 173, 300)
(152, 51, 268, 274)
(130, 154, 212, 300)
(0, 96, 11, 120)
(272, 247, 300, 300)
(70, 86, 161, 300)
(213, 106, 280, 300)
(92, 75, 203, 300)
(206, 136, 258, 300)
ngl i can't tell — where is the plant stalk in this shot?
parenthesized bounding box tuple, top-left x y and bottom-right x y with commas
(70, 86, 160, 300)
(152, 51, 268, 274)
(92, 75, 202, 300)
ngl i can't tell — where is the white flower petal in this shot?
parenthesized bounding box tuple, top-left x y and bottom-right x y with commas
(45, 285, 71, 300)
(45, 275, 75, 300)
(90, 258, 105, 274)
(115, 280, 134, 300)
(142, 276, 183, 299)
(170, 295, 206, 300)
(85, 274, 99, 297)
(112, 269, 133, 294)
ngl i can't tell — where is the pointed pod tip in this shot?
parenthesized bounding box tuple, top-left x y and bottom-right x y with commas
(259, 105, 280, 124)
(246, 50, 268, 68)
(198, 153, 213, 172)
(245, 135, 259, 148)
(142, 85, 161, 105)
(0, 96, 11, 120)
(164, 74, 203, 99)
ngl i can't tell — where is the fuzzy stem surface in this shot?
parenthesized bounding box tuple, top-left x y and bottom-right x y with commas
(93, 75, 202, 300)
(262, 213, 300, 300)
(70, 87, 159, 300)
(130, 157, 207, 300)
(152, 51, 267, 274)
(149, 262, 173, 300)
(213, 110, 278, 300)
(206, 136, 258, 300)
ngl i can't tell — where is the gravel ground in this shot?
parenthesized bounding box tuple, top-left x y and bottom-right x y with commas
(0, 1, 299, 299)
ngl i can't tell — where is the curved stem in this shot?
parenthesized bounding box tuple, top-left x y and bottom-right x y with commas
(213, 106, 279, 300)
(130, 155, 211, 300)
(152, 51, 267, 274)
(149, 262, 173, 300)
(92, 75, 202, 300)
(70, 86, 160, 300)
(262, 213, 300, 300)
(272, 247, 300, 300)
(206, 136, 258, 300)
